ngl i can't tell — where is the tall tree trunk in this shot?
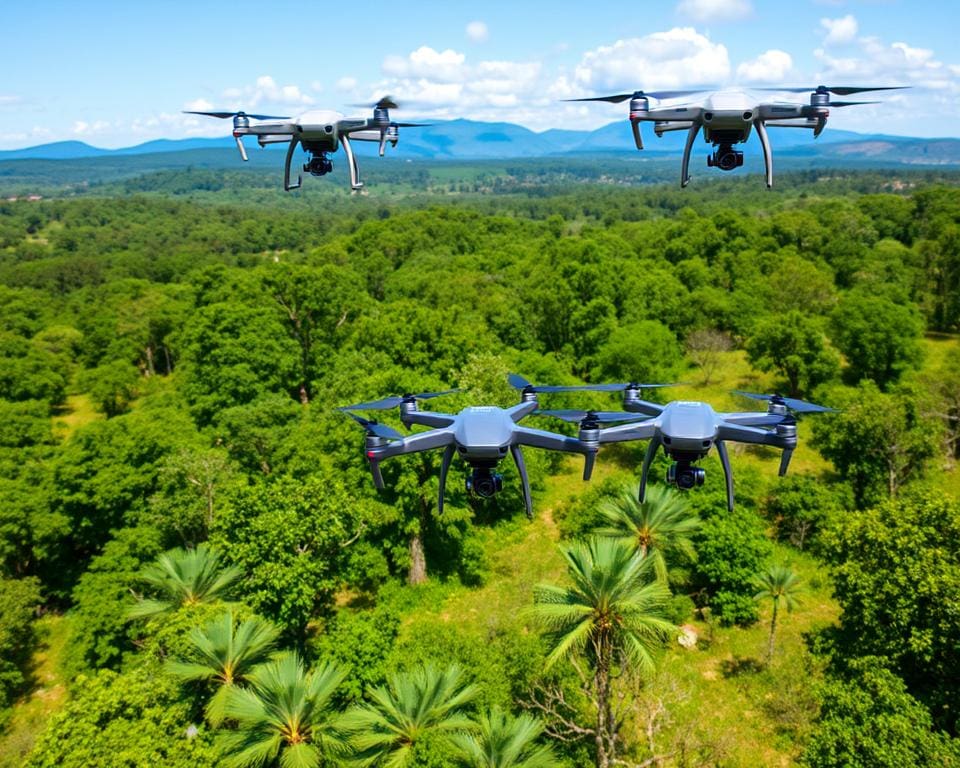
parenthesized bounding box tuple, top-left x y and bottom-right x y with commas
(767, 600, 779, 663)
(594, 634, 613, 768)
(408, 531, 426, 585)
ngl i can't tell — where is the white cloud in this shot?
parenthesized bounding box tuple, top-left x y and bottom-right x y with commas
(676, 0, 751, 23)
(184, 98, 214, 112)
(72, 120, 112, 136)
(0, 95, 22, 108)
(736, 49, 793, 83)
(335, 76, 357, 92)
(383, 47, 467, 82)
(466, 21, 488, 43)
(820, 14, 858, 45)
(815, 34, 954, 91)
(220, 75, 315, 111)
(573, 28, 730, 93)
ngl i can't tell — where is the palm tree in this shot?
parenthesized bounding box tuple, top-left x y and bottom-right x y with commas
(342, 663, 478, 767)
(753, 564, 804, 663)
(453, 708, 559, 768)
(218, 652, 350, 768)
(167, 608, 280, 726)
(595, 484, 700, 583)
(127, 543, 241, 619)
(532, 536, 675, 768)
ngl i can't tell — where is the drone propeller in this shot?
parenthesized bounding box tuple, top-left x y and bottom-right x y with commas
(539, 409, 647, 424)
(508, 374, 674, 394)
(829, 100, 881, 108)
(733, 391, 837, 414)
(755, 85, 907, 96)
(182, 110, 290, 120)
(338, 390, 459, 411)
(339, 411, 405, 440)
(565, 88, 710, 104)
(391, 122, 432, 127)
(348, 95, 401, 110)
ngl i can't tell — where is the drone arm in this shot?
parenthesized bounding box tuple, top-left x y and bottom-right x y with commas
(403, 411, 457, 429)
(368, 427, 455, 459)
(283, 135, 302, 191)
(506, 400, 539, 423)
(720, 412, 787, 427)
(340, 133, 362, 190)
(653, 120, 696, 135)
(716, 420, 788, 447)
(437, 444, 455, 514)
(510, 445, 534, 520)
(680, 122, 700, 188)
(595, 420, 659, 444)
(754, 119, 774, 189)
(715, 439, 735, 512)
(639, 434, 662, 502)
(513, 426, 585, 454)
(623, 399, 665, 417)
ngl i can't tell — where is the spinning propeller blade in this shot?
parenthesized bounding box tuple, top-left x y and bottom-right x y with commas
(754, 85, 907, 95)
(392, 122, 432, 127)
(566, 88, 711, 104)
(348, 95, 400, 110)
(339, 411, 405, 440)
(539, 409, 647, 424)
(830, 100, 882, 107)
(182, 110, 290, 120)
(508, 374, 674, 394)
(733, 391, 838, 414)
(338, 390, 459, 411)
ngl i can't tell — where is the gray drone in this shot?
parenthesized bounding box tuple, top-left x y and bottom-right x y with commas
(337, 376, 624, 518)
(569, 85, 906, 187)
(184, 96, 426, 191)
(542, 387, 835, 511)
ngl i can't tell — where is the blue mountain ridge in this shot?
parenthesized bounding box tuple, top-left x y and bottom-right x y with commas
(1, 120, 958, 164)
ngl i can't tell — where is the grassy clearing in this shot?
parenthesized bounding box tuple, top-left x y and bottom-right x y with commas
(51, 393, 101, 440)
(0, 615, 70, 768)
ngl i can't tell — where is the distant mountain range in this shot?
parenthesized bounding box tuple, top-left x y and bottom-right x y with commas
(2, 119, 960, 166)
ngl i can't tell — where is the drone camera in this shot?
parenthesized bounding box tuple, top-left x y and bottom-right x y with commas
(667, 462, 706, 491)
(304, 155, 334, 176)
(708, 145, 744, 171)
(466, 468, 503, 498)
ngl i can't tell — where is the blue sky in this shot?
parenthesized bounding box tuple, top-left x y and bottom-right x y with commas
(2, 0, 958, 148)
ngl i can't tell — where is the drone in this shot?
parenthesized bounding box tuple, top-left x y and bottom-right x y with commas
(568, 85, 906, 188)
(541, 387, 836, 511)
(337, 377, 613, 519)
(184, 96, 426, 191)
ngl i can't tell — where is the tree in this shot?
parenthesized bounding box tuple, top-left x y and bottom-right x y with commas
(746, 311, 839, 399)
(168, 608, 280, 726)
(453, 708, 559, 768)
(594, 484, 700, 583)
(0, 576, 42, 716)
(684, 328, 732, 386)
(589, 321, 683, 385)
(128, 544, 241, 620)
(821, 491, 960, 731)
(764, 474, 847, 551)
(342, 663, 478, 767)
(813, 382, 937, 508)
(532, 537, 674, 768)
(753, 565, 803, 663)
(830, 290, 924, 389)
(801, 658, 960, 768)
(218, 653, 350, 768)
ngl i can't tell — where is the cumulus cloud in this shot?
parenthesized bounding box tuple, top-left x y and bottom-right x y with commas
(220, 75, 315, 110)
(72, 120, 112, 136)
(335, 76, 357, 92)
(382, 47, 467, 82)
(466, 21, 488, 43)
(736, 49, 793, 83)
(183, 98, 214, 112)
(676, 0, 751, 23)
(815, 34, 954, 91)
(573, 28, 730, 93)
(820, 14, 858, 45)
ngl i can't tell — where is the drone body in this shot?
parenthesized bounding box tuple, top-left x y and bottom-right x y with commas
(339, 388, 593, 519)
(570, 85, 906, 188)
(184, 97, 426, 191)
(542, 388, 835, 511)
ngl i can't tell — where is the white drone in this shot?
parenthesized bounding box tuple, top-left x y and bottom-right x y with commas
(570, 85, 906, 187)
(184, 96, 426, 191)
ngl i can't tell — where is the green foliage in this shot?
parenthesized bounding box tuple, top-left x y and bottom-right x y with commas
(342, 663, 478, 767)
(128, 543, 241, 620)
(746, 311, 839, 398)
(218, 653, 350, 768)
(801, 658, 960, 768)
(821, 491, 960, 731)
(0, 576, 41, 716)
(24, 666, 219, 768)
(693, 507, 772, 626)
(813, 382, 937, 508)
(594, 484, 700, 583)
(830, 289, 924, 389)
(79, 359, 140, 417)
(589, 320, 683, 384)
(167, 608, 281, 726)
(210, 476, 374, 640)
(763, 474, 849, 552)
(753, 565, 804, 662)
(453, 708, 560, 768)
(0, 333, 68, 406)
